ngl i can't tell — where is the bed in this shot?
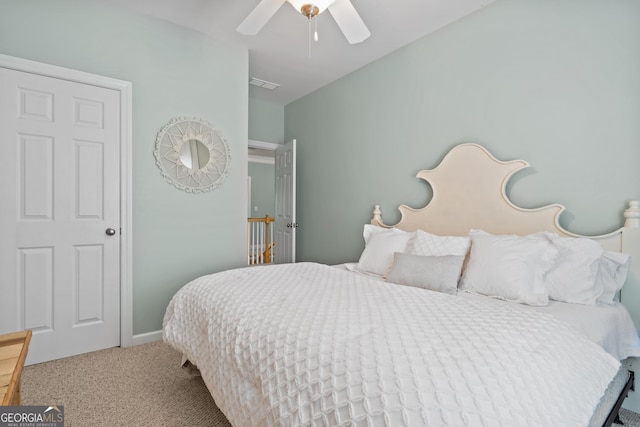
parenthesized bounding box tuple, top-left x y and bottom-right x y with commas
(163, 143, 640, 426)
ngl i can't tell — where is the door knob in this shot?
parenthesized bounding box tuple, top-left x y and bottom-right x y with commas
(105, 228, 117, 236)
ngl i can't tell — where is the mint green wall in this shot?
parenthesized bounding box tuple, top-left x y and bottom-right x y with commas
(249, 97, 285, 144)
(248, 98, 281, 224)
(0, 1, 248, 335)
(248, 162, 275, 218)
(286, 0, 640, 265)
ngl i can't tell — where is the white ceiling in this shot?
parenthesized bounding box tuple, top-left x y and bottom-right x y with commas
(104, 0, 496, 105)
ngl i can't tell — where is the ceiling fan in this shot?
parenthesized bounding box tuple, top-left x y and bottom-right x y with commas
(236, 0, 370, 45)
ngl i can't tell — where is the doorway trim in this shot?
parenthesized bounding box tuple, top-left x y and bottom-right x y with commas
(0, 54, 134, 347)
(249, 139, 278, 164)
(248, 139, 279, 150)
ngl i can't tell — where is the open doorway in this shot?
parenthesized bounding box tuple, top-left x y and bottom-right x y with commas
(247, 139, 297, 264)
(247, 140, 276, 265)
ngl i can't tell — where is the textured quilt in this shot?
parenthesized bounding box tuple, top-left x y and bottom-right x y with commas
(163, 262, 620, 426)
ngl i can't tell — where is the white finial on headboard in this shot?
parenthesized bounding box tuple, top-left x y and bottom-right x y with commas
(371, 205, 384, 226)
(624, 200, 640, 228)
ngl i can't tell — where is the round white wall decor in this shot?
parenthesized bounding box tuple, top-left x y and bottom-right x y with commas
(154, 117, 231, 193)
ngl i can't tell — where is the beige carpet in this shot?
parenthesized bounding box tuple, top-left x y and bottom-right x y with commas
(20, 341, 640, 426)
(22, 341, 231, 427)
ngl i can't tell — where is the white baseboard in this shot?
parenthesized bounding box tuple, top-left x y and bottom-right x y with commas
(131, 330, 163, 346)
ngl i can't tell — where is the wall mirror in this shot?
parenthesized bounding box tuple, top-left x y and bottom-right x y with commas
(154, 117, 231, 193)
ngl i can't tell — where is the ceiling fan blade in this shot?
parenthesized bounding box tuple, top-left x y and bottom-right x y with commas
(236, 0, 286, 35)
(327, 0, 370, 44)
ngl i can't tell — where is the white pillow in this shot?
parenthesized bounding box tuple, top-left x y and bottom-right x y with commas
(597, 251, 631, 305)
(387, 252, 464, 295)
(356, 225, 412, 277)
(459, 230, 558, 306)
(543, 233, 604, 305)
(406, 229, 470, 257)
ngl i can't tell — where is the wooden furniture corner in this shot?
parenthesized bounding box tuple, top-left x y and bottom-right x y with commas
(0, 330, 32, 405)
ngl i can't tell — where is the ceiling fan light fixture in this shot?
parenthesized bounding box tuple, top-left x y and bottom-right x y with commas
(236, 0, 370, 46)
(287, 0, 336, 17)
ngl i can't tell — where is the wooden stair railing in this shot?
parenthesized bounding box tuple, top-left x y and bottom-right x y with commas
(247, 215, 275, 265)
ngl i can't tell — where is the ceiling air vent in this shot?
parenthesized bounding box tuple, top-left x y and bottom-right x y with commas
(249, 77, 280, 90)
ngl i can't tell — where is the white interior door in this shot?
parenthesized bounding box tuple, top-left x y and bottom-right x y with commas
(274, 139, 296, 263)
(0, 67, 121, 364)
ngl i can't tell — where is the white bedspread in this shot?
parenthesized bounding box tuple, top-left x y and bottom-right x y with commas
(163, 262, 620, 426)
(341, 262, 640, 361)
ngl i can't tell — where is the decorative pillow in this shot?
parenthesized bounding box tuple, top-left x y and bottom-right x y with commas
(386, 252, 464, 295)
(406, 229, 470, 257)
(542, 232, 604, 305)
(459, 230, 558, 306)
(596, 251, 631, 305)
(356, 225, 412, 277)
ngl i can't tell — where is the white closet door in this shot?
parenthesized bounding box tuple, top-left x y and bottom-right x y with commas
(0, 67, 121, 364)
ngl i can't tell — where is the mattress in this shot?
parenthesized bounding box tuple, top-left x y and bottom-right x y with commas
(589, 366, 631, 427)
(163, 262, 623, 426)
